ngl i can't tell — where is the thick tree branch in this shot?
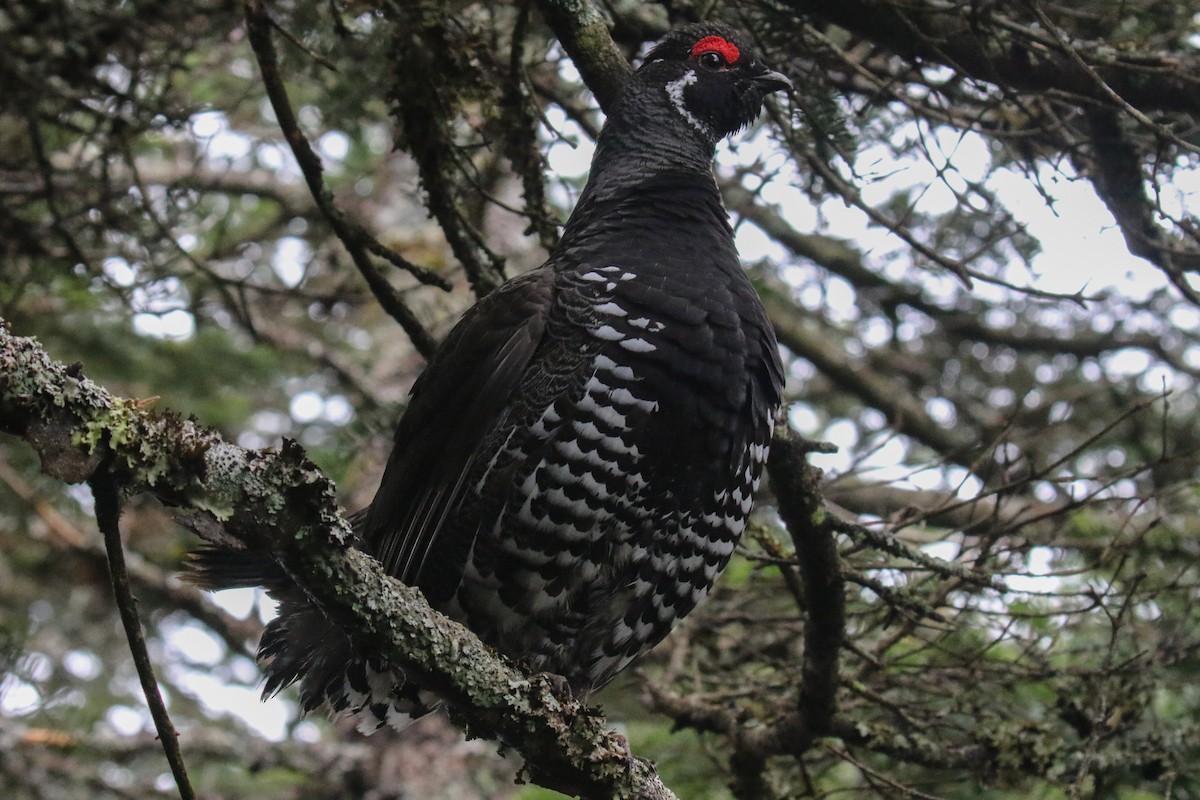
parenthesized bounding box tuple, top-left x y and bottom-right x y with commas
(0, 321, 676, 800)
(789, 0, 1200, 117)
(753, 428, 844, 753)
(537, 0, 633, 114)
(1080, 107, 1200, 295)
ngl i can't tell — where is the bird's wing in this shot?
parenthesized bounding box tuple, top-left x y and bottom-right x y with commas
(363, 268, 557, 588)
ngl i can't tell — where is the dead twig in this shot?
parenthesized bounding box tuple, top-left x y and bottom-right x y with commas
(242, 0, 444, 358)
(91, 469, 195, 800)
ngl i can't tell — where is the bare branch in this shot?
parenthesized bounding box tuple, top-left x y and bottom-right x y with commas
(788, 0, 1200, 118)
(759, 285, 976, 462)
(242, 0, 444, 357)
(92, 470, 196, 800)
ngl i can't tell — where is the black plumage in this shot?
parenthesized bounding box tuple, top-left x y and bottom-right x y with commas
(191, 21, 788, 732)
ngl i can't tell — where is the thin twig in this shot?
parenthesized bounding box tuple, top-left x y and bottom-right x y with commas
(832, 516, 1003, 591)
(270, 15, 339, 72)
(91, 470, 196, 800)
(1024, 2, 1200, 156)
(242, 0, 443, 358)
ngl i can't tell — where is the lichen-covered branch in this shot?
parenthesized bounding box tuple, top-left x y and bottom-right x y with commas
(537, 0, 633, 113)
(383, 5, 509, 297)
(0, 320, 676, 800)
(762, 428, 843, 751)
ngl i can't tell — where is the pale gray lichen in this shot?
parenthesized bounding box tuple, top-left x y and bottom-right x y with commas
(198, 441, 250, 520)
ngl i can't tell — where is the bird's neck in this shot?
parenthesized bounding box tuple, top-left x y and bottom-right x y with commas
(560, 89, 727, 244)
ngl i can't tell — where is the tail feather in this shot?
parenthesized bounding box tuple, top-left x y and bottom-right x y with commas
(182, 545, 288, 590)
(184, 544, 439, 732)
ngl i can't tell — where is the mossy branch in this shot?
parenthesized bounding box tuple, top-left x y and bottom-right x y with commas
(537, 0, 633, 113)
(0, 319, 676, 800)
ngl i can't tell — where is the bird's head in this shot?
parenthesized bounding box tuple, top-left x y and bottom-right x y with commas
(636, 22, 791, 143)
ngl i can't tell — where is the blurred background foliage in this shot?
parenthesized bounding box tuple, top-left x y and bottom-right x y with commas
(2, 0, 1200, 798)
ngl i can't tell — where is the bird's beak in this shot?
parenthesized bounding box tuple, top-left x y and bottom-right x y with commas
(753, 69, 793, 93)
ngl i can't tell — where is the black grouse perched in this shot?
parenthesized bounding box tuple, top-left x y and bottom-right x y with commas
(192, 22, 787, 731)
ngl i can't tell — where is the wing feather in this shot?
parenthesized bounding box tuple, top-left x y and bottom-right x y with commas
(364, 269, 557, 590)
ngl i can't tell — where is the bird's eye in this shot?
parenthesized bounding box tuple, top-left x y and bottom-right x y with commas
(698, 51, 725, 70)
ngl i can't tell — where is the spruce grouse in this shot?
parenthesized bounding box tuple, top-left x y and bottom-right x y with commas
(192, 21, 788, 731)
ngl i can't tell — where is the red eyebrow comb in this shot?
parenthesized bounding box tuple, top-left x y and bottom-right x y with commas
(691, 36, 740, 65)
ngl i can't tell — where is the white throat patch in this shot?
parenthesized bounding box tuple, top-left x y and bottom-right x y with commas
(665, 70, 709, 137)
